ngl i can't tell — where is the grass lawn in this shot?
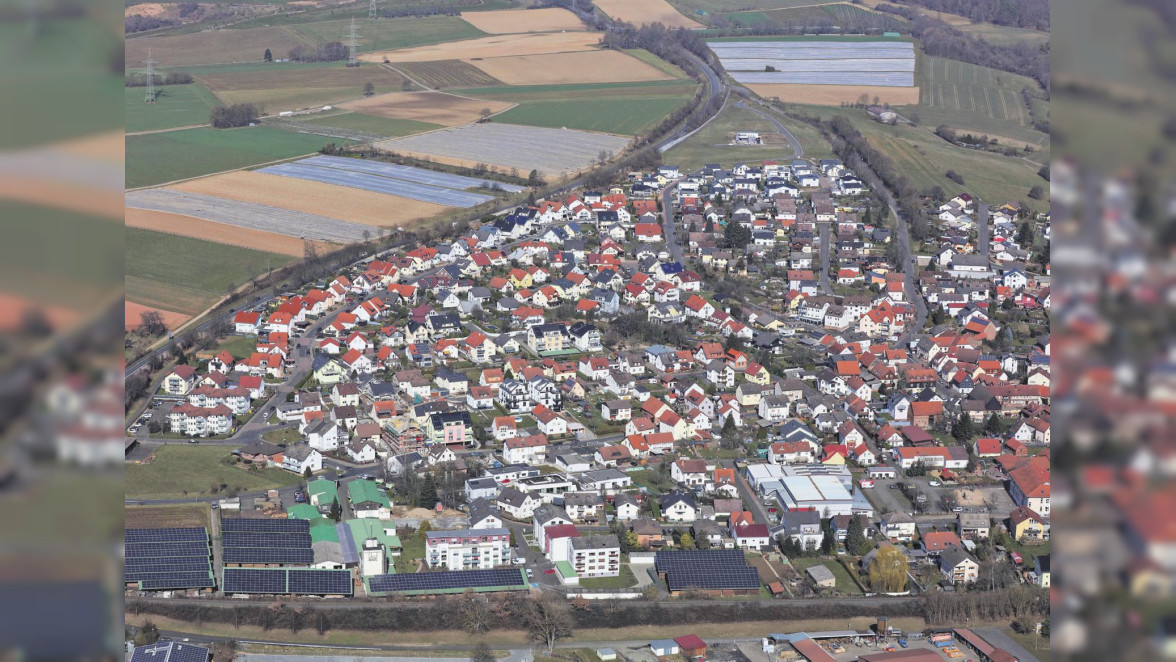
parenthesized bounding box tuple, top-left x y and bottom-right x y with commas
(217, 335, 258, 360)
(126, 125, 339, 188)
(262, 426, 302, 445)
(788, 557, 863, 595)
(394, 533, 426, 573)
(126, 83, 219, 133)
(578, 563, 638, 589)
(0, 474, 124, 543)
(624, 49, 688, 79)
(292, 15, 483, 53)
(493, 95, 694, 136)
(1003, 627, 1050, 655)
(297, 112, 442, 137)
(1006, 538, 1050, 565)
(126, 444, 303, 499)
(126, 228, 297, 314)
(665, 100, 826, 170)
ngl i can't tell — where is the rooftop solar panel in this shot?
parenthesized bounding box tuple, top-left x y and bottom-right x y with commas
(125, 541, 210, 559)
(287, 569, 353, 596)
(137, 573, 218, 591)
(666, 567, 761, 592)
(130, 641, 211, 662)
(222, 547, 314, 565)
(368, 568, 526, 594)
(655, 550, 747, 573)
(125, 558, 212, 575)
(221, 568, 352, 595)
(223, 568, 287, 594)
(125, 528, 208, 544)
(221, 532, 312, 548)
(221, 518, 309, 534)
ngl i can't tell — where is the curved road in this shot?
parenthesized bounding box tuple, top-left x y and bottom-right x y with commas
(733, 100, 803, 159)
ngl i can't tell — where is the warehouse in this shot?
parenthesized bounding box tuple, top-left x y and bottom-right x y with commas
(767, 475, 874, 517)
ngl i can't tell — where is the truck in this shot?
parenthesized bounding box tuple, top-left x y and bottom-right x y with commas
(934, 640, 954, 649)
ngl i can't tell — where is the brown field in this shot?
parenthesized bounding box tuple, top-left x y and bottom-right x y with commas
(125, 505, 209, 529)
(467, 50, 673, 85)
(125, 207, 328, 256)
(125, 2, 167, 17)
(0, 176, 123, 220)
(395, 60, 502, 89)
(171, 170, 450, 228)
(592, 0, 703, 29)
(0, 292, 79, 333)
(195, 66, 407, 93)
(342, 91, 513, 125)
(125, 26, 311, 68)
(748, 83, 921, 106)
(125, 301, 192, 331)
(359, 31, 600, 63)
(460, 8, 585, 34)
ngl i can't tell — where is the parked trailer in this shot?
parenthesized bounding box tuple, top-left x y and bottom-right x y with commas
(934, 640, 955, 649)
(930, 634, 954, 643)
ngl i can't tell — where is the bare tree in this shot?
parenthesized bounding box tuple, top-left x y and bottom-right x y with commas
(139, 310, 168, 337)
(525, 594, 573, 655)
(459, 592, 495, 634)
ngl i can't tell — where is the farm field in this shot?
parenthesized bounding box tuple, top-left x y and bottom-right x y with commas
(291, 15, 484, 53)
(665, 101, 829, 170)
(126, 227, 299, 314)
(125, 83, 219, 133)
(394, 60, 502, 89)
(669, 0, 839, 21)
(956, 22, 1050, 46)
(624, 49, 689, 78)
(126, 445, 304, 500)
(727, 2, 907, 32)
(466, 50, 674, 86)
(377, 122, 631, 177)
(594, 0, 703, 29)
(459, 8, 584, 34)
(125, 207, 327, 257)
(456, 79, 699, 102)
(342, 91, 513, 126)
(493, 96, 692, 136)
(194, 63, 409, 112)
(711, 40, 916, 87)
(749, 82, 920, 106)
(360, 31, 601, 63)
(125, 25, 310, 68)
(125, 300, 192, 331)
(124, 505, 210, 531)
(902, 55, 1046, 146)
(171, 170, 450, 227)
(295, 112, 442, 137)
(125, 125, 337, 188)
(126, 188, 376, 243)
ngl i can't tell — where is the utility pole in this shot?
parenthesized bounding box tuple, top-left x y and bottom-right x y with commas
(144, 50, 157, 103)
(347, 17, 359, 67)
(369, 0, 377, 19)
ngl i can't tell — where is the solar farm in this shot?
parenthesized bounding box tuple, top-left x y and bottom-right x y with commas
(711, 41, 915, 87)
(125, 527, 215, 592)
(222, 568, 354, 596)
(222, 517, 316, 567)
(366, 568, 529, 595)
(376, 123, 633, 177)
(655, 550, 762, 595)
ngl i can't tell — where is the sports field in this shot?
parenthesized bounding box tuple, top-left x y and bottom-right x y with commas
(460, 8, 584, 34)
(361, 31, 601, 63)
(125, 83, 219, 133)
(395, 60, 502, 89)
(125, 125, 336, 188)
(126, 227, 299, 315)
(467, 50, 674, 86)
(125, 25, 311, 68)
(342, 91, 513, 126)
(594, 0, 703, 28)
(194, 64, 410, 112)
(291, 15, 484, 53)
(494, 96, 692, 136)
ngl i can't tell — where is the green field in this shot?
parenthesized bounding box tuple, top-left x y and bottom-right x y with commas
(624, 49, 688, 79)
(670, 0, 840, 22)
(726, 2, 907, 31)
(126, 444, 304, 499)
(788, 557, 863, 594)
(126, 228, 298, 314)
(459, 79, 699, 102)
(195, 63, 411, 112)
(291, 15, 483, 52)
(126, 125, 337, 188)
(296, 111, 442, 137)
(957, 22, 1050, 47)
(395, 60, 501, 89)
(494, 96, 694, 136)
(665, 101, 833, 170)
(126, 83, 219, 133)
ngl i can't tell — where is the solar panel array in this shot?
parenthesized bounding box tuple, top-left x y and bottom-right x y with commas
(124, 528, 213, 591)
(258, 160, 498, 208)
(655, 550, 761, 592)
(709, 40, 916, 88)
(221, 516, 315, 567)
(368, 568, 527, 594)
(130, 641, 211, 662)
(222, 568, 353, 596)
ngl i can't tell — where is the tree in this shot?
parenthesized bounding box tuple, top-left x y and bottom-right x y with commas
(720, 415, 740, 449)
(471, 642, 496, 662)
(985, 413, 1003, 435)
(303, 466, 313, 479)
(460, 594, 495, 634)
(418, 473, 439, 508)
(480, 107, 492, 120)
(679, 532, 696, 550)
(139, 310, 168, 336)
(209, 103, 260, 129)
(1015, 221, 1034, 246)
(952, 414, 975, 443)
(867, 545, 908, 592)
(1027, 185, 1043, 200)
(846, 515, 870, 556)
(525, 594, 573, 655)
(264, 48, 273, 62)
(328, 498, 342, 522)
(527, 169, 543, 186)
(363, 81, 375, 96)
(820, 518, 835, 555)
(136, 620, 161, 645)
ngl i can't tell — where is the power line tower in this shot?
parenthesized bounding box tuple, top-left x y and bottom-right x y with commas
(368, 0, 377, 20)
(144, 49, 157, 103)
(347, 17, 359, 67)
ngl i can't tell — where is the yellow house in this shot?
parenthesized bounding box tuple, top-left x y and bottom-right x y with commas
(1008, 506, 1047, 541)
(314, 358, 345, 385)
(822, 450, 847, 465)
(744, 365, 770, 385)
(508, 268, 533, 289)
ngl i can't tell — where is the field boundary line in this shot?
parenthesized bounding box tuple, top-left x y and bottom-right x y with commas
(125, 152, 323, 192)
(126, 123, 209, 137)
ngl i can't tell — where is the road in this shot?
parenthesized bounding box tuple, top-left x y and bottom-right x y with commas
(733, 101, 803, 159)
(660, 181, 688, 264)
(977, 203, 990, 259)
(817, 222, 832, 293)
(656, 50, 727, 153)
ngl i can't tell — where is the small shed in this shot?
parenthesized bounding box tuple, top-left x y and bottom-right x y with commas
(598, 649, 618, 661)
(805, 564, 837, 589)
(651, 640, 680, 657)
(675, 635, 708, 659)
(555, 560, 579, 586)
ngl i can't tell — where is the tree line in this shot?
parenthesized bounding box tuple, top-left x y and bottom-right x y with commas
(877, 0, 1047, 30)
(287, 41, 348, 63)
(125, 15, 178, 33)
(209, 103, 260, 128)
(125, 72, 194, 87)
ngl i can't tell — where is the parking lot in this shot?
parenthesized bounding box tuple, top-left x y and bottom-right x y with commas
(863, 473, 1015, 518)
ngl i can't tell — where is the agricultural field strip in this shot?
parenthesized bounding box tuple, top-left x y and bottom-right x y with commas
(710, 40, 915, 87)
(259, 162, 496, 207)
(376, 123, 631, 174)
(305, 155, 525, 192)
(125, 189, 374, 243)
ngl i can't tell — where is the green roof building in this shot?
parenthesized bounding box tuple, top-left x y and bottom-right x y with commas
(287, 503, 321, 520)
(347, 479, 392, 517)
(345, 518, 402, 560)
(307, 478, 339, 507)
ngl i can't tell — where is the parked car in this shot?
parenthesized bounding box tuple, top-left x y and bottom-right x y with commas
(928, 480, 941, 487)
